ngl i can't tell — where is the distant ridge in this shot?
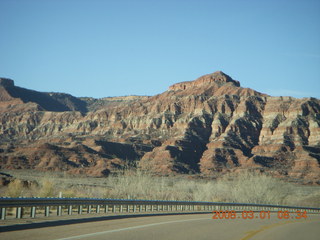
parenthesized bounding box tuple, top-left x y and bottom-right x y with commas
(0, 71, 319, 184)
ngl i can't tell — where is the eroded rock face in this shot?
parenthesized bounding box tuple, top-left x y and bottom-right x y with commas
(0, 71, 319, 182)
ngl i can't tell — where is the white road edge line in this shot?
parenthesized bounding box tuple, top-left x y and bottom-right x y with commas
(55, 217, 209, 240)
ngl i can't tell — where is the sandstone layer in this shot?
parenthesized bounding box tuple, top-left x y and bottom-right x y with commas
(0, 72, 319, 183)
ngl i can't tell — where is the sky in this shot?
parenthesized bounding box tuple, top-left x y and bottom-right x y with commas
(0, 0, 320, 99)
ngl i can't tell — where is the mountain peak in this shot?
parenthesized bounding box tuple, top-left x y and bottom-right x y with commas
(197, 71, 240, 86)
(169, 71, 240, 91)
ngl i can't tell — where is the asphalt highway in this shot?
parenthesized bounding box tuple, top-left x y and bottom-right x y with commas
(0, 212, 319, 240)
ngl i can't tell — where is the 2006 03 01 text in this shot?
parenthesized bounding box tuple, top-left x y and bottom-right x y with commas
(212, 210, 308, 220)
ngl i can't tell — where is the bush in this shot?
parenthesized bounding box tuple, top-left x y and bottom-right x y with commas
(1, 169, 317, 207)
(5, 179, 24, 197)
(103, 169, 298, 205)
(212, 170, 294, 204)
(38, 179, 56, 198)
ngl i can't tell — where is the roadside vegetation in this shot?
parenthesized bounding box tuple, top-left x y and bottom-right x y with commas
(0, 169, 319, 207)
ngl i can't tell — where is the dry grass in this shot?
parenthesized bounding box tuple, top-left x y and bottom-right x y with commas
(213, 171, 295, 204)
(38, 179, 56, 198)
(6, 179, 24, 197)
(1, 169, 319, 207)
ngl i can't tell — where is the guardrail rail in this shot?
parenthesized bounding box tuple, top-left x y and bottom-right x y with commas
(1, 197, 319, 220)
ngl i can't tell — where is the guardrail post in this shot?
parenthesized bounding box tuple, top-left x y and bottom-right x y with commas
(87, 205, 92, 214)
(1, 208, 6, 220)
(16, 207, 22, 219)
(151, 205, 154, 212)
(78, 205, 82, 214)
(68, 205, 72, 215)
(45, 206, 50, 217)
(112, 205, 116, 213)
(31, 206, 36, 218)
(120, 205, 123, 213)
(96, 205, 100, 213)
(127, 205, 130, 212)
(133, 205, 136, 213)
(105, 205, 108, 213)
(57, 206, 62, 216)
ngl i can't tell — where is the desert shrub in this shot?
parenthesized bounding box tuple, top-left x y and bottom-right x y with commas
(38, 179, 56, 197)
(106, 169, 167, 199)
(287, 189, 320, 208)
(57, 189, 77, 198)
(102, 169, 296, 205)
(212, 170, 295, 204)
(5, 179, 24, 197)
(1, 169, 318, 207)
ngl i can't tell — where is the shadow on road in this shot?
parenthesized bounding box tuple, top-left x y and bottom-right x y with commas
(0, 211, 210, 232)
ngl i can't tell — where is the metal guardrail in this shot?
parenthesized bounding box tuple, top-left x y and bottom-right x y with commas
(0, 197, 319, 220)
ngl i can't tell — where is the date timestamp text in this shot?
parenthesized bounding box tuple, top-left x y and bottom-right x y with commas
(212, 210, 308, 220)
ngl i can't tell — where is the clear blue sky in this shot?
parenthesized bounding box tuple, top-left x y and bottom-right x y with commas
(1, 0, 319, 98)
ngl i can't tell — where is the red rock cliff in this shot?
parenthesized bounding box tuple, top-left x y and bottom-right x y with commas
(0, 71, 319, 183)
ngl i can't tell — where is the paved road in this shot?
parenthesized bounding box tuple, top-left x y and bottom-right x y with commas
(0, 213, 319, 240)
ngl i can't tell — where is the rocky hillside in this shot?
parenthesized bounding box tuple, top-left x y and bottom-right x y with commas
(0, 71, 319, 183)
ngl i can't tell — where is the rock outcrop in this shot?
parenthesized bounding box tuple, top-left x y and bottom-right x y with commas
(0, 72, 319, 183)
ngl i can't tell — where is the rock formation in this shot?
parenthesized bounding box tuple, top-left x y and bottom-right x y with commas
(0, 72, 319, 183)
